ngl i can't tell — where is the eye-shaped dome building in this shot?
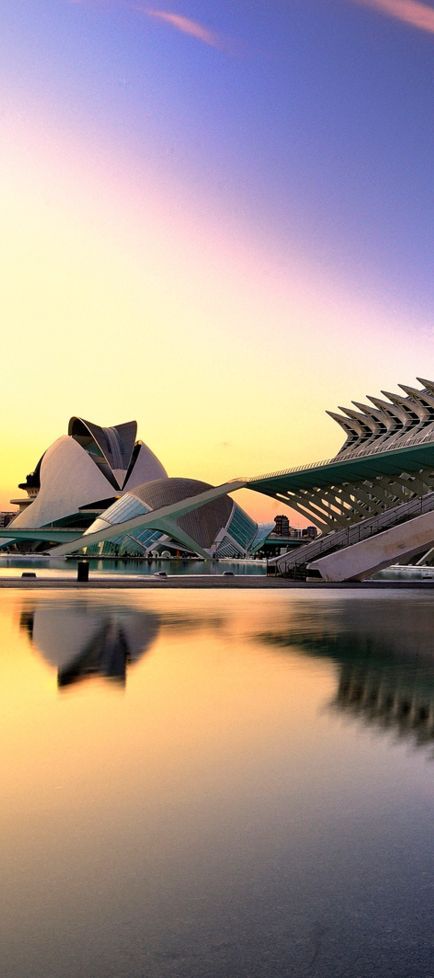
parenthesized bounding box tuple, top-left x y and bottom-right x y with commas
(84, 477, 273, 558)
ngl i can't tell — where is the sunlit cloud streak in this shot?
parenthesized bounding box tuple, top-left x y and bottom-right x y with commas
(352, 0, 434, 37)
(140, 8, 223, 49)
(67, 1, 229, 50)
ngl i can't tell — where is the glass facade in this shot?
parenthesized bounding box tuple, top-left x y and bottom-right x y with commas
(84, 485, 262, 559)
(84, 493, 155, 556)
(250, 523, 274, 553)
(103, 494, 150, 525)
(214, 538, 239, 558)
(129, 528, 163, 553)
(226, 505, 257, 550)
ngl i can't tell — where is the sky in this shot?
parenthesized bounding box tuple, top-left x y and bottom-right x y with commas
(1, 0, 433, 521)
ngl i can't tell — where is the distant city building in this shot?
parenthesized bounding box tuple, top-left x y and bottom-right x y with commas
(301, 526, 317, 540)
(0, 512, 15, 528)
(273, 514, 290, 536)
(270, 517, 317, 543)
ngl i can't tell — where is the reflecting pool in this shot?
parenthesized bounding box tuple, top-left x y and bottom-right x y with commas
(0, 589, 433, 977)
(0, 556, 267, 578)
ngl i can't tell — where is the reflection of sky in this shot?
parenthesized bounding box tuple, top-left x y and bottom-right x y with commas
(0, 590, 433, 976)
(1, 1, 434, 521)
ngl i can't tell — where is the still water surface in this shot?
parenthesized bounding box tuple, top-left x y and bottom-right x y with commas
(0, 556, 266, 577)
(1, 589, 433, 977)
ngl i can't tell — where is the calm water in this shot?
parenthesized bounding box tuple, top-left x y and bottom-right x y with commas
(0, 556, 266, 578)
(1, 589, 433, 978)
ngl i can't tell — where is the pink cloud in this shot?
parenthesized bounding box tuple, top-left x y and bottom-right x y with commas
(141, 8, 223, 49)
(68, 2, 231, 50)
(352, 0, 434, 36)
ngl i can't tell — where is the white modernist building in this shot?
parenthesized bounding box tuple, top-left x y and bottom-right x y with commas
(247, 377, 434, 580)
(9, 418, 166, 534)
(8, 377, 434, 578)
(4, 418, 272, 558)
(83, 477, 272, 558)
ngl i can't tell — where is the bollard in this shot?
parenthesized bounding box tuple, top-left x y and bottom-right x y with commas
(77, 559, 89, 583)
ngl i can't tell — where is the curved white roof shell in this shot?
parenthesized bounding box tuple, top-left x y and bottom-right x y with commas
(124, 442, 167, 489)
(10, 418, 167, 532)
(11, 436, 116, 529)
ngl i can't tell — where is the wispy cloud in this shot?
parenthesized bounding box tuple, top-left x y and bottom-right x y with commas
(140, 8, 223, 49)
(67, 1, 237, 53)
(352, 0, 434, 37)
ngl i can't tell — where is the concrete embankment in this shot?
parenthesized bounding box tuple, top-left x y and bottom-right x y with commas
(1, 575, 434, 589)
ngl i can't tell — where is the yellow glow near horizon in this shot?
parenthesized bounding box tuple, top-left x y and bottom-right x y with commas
(1, 107, 430, 522)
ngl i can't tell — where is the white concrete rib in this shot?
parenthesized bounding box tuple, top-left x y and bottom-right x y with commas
(332, 380, 434, 457)
(48, 480, 246, 557)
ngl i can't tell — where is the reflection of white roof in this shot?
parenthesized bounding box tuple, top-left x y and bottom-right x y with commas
(27, 600, 160, 670)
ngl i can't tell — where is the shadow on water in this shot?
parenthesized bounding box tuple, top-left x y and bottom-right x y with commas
(256, 596, 434, 756)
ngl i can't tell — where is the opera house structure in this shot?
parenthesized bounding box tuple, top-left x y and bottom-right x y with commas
(3, 417, 273, 559)
(5, 376, 434, 581)
(9, 417, 167, 533)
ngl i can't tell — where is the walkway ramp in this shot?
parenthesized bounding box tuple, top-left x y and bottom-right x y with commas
(272, 491, 434, 578)
(309, 507, 434, 582)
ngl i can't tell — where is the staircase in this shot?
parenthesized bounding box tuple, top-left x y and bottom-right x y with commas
(272, 492, 434, 578)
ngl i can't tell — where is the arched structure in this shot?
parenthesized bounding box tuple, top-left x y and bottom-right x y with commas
(4, 417, 167, 543)
(249, 378, 434, 534)
(248, 378, 434, 579)
(83, 477, 273, 559)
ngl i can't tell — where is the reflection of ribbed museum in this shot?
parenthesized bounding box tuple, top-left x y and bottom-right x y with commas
(257, 597, 434, 755)
(18, 594, 434, 755)
(332, 662, 434, 751)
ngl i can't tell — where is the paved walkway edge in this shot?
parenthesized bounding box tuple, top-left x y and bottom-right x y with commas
(1, 576, 434, 589)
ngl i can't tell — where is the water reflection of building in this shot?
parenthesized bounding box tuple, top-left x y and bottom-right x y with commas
(257, 598, 434, 755)
(332, 662, 434, 750)
(20, 601, 160, 687)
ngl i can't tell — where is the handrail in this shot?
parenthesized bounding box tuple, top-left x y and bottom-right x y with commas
(273, 490, 434, 573)
(248, 429, 434, 485)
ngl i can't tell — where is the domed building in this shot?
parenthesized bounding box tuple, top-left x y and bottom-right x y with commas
(83, 477, 273, 559)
